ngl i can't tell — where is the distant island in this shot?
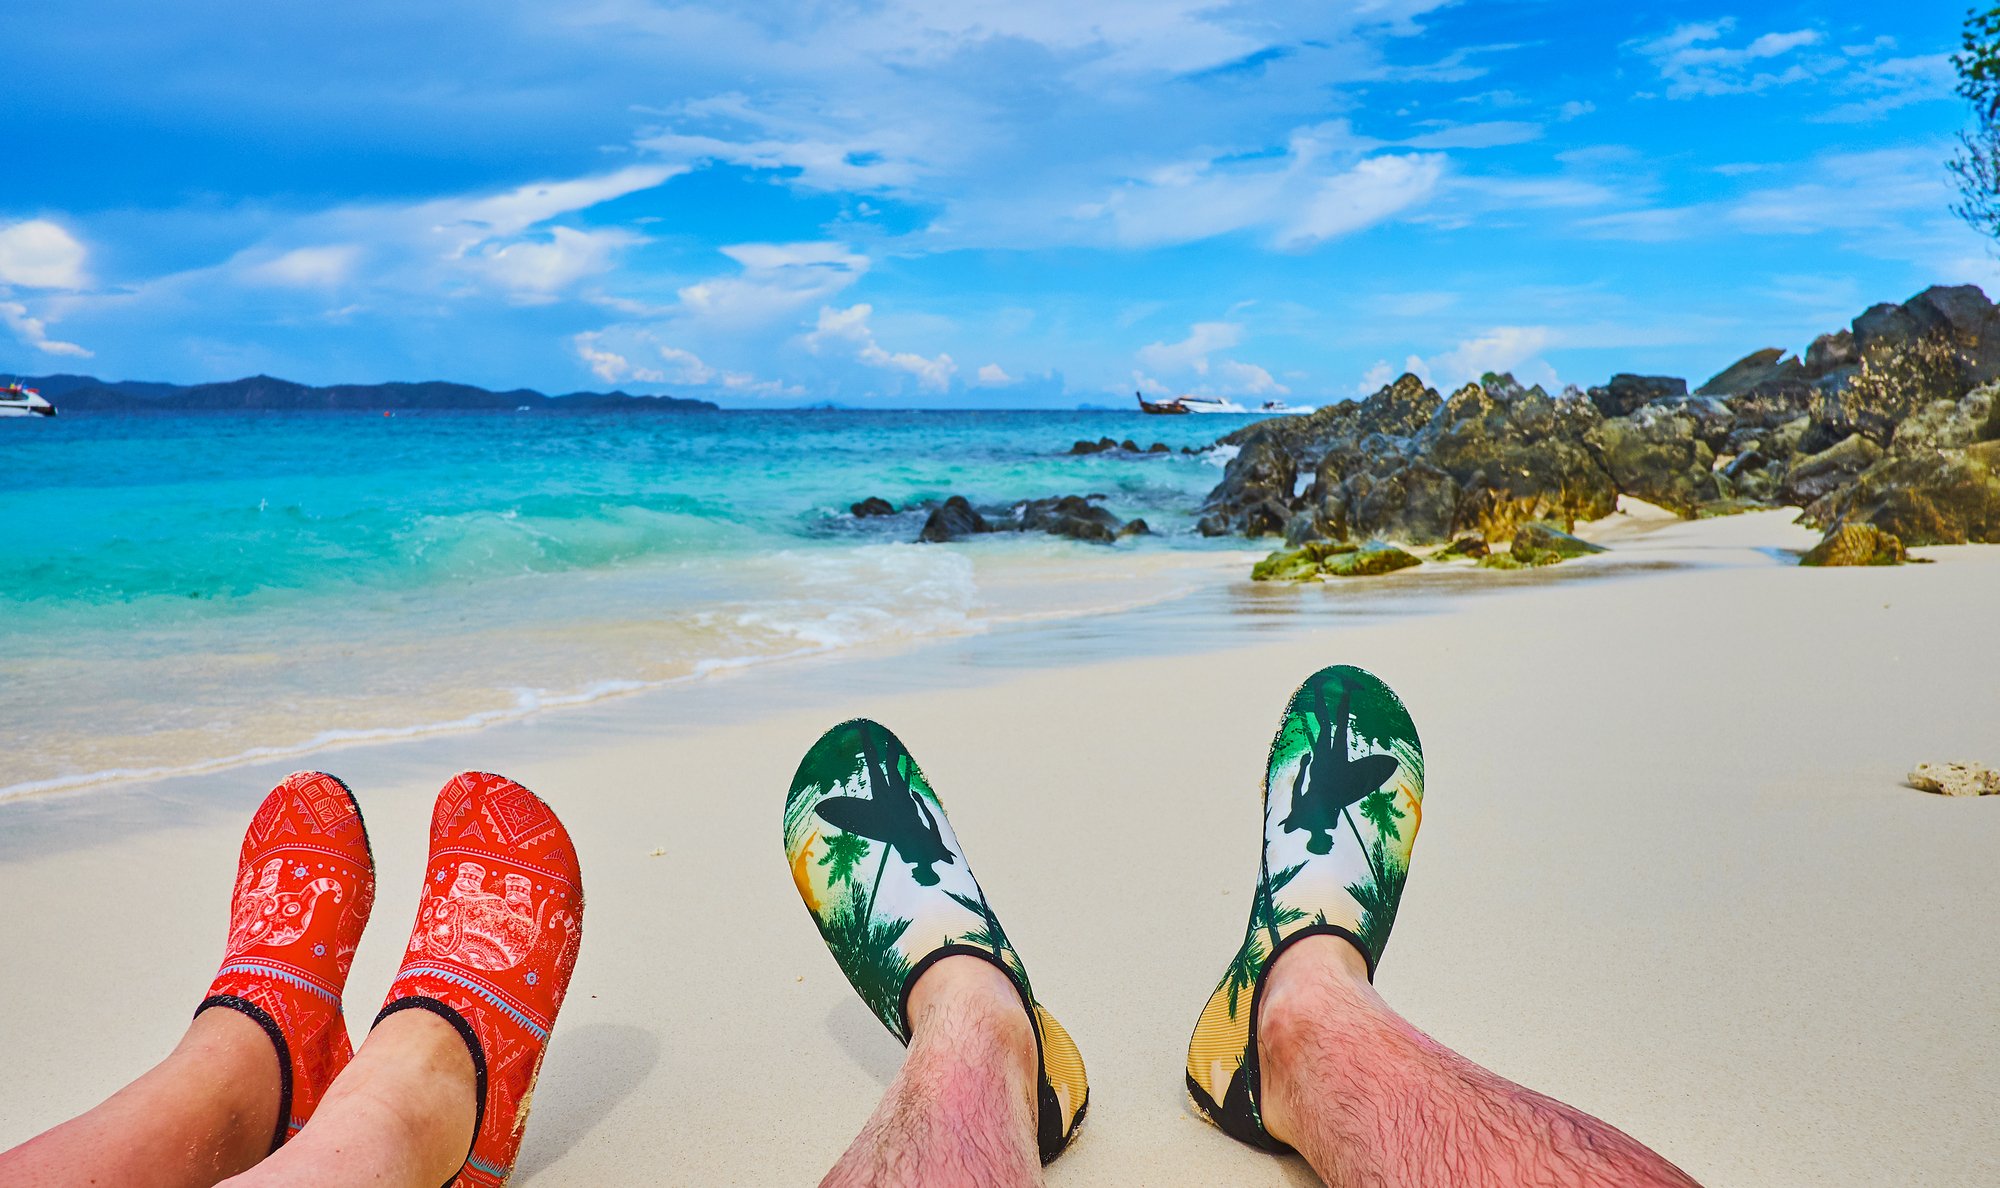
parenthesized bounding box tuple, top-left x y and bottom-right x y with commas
(14, 372, 719, 414)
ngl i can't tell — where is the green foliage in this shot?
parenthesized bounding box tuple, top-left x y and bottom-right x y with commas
(1357, 788, 1405, 840)
(820, 881, 914, 1027)
(1952, 6, 2000, 238)
(1223, 930, 1266, 1019)
(786, 723, 867, 848)
(1332, 668, 1418, 754)
(1347, 836, 1410, 965)
(818, 831, 871, 888)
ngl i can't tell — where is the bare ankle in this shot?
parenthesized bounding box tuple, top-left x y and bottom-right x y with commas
(1255, 935, 1377, 1144)
(906, 956, 1037, 1116)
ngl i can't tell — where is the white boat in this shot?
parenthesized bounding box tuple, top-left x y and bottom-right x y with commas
(0, 381, 56, 417)
(1253, 400, 1314, 415)
(1176, 396, 1248, 414)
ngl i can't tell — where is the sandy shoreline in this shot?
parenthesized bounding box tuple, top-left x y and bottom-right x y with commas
(4, 511, 1997, 1185)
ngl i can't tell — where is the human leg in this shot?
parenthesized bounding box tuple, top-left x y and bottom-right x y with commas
(218, 1009, 476, 1188)
(0, 770, 374, 1187)
(0, 1009, 282, 1188)
(820, 955, 1043, 1188)
(784, 720, 1089, 1180)
(1257, 936, 1698, 1188)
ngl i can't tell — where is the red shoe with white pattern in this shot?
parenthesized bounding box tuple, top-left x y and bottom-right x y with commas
(198, 770, 376, 1152)
(376, 771, 585, 1188)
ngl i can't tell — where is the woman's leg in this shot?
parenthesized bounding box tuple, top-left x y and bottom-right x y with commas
(219, 1010, 475, 1188)
(0, 1009, 280, 1188)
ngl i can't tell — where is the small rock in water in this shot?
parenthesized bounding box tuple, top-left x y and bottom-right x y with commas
(1799, 523, 1906, 566)
(1252, 540, 1420, 581)
(1148, 442, 1170, 453)
(917, 495, 992, 542)
(850, 496, 896, 517)
(1909, 762, 2000, 796)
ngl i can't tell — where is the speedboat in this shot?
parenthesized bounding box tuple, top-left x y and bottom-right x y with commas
(1253, 400, 1313, 415)
(1136, 391, 1247, 414)
(0, 381, 55, 417)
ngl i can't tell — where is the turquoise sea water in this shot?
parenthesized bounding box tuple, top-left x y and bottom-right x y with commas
(4, 410, 1257, 794)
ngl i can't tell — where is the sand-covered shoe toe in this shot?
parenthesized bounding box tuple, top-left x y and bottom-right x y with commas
(377, 771, 584, 1188)
(784, 719, 1088, 1164)
(198, 770, 376, 1150)
(1186, 664, 1425, 1151)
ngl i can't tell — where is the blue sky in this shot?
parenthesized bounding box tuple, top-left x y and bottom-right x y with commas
(0, 1, 1985, 406)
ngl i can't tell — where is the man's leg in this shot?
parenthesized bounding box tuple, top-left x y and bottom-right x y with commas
(821, 956, 1044, 1188)
(219, 1009, 476, 1188)
(0, 1009, 282, 1188)
(1258, 936, 1700, 1188)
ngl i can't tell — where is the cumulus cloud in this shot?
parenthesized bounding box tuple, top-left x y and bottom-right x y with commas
(1, 300, 91, 357)
(572, 331, 800, 395)
(805, 303, 956, 390)
(1422, 325, 1556, 388)
(975, 363, 1015, 385)
(0, 220, 89, 289)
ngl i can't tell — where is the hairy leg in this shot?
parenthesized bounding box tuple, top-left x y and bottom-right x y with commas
(1259, 937, 1701, 1188)
(821, 956, 1043, 1188)
(0, 1009, 281, 1188)
(218, 1009, 476, 1188)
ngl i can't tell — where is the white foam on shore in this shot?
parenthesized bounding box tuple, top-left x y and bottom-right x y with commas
(0, 541, 1244, 805)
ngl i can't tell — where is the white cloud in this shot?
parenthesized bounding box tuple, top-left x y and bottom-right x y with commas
(1134, 319, 1287, 395)
(1632, 20, 1827, 98)
(573, 332, 663, 383)
(0, 300, 91, 357)
(1280, 152, 1446, 248)
(675, 241, 870, 326)
(1423, 325, 1554, 388)
(240, 244, 362, 288)
(805, 303, 956, 390)
(1137, 321, 1241, 373)
(975, 363, 1015, 385)
(473, 226, 643, 300)
(572, 331, 800, 395)
(0, 220, 89, 289)
(1400, 120, 1543, 149)
(1815, 53, 1955, 123)
(1557, 100, 1595, 121)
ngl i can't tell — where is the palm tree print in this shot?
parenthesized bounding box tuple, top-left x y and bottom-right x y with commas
(818, 831, 871, 889)
(820, 881, 914, 1024)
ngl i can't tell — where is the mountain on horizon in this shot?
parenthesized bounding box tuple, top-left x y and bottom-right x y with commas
(7, 372, 720, 413)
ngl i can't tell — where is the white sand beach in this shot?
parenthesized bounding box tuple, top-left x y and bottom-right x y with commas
(3, 510, 1997, 1186)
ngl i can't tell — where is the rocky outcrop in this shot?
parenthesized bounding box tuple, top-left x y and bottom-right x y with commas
(1808, 440, 2000, 545)
(1799, 523, 1906, 566)
(851, 496, 896, 517)
(1586, 374, 1685, 418)
(1251, 540, 1422, 581)
(1197, 437, 1298, 537)
(1196, 286, 2000, 561)
(1511, 521, 1607, 562)
(1584, 404, 1719, 514)
(1779, 434, 1883, 507)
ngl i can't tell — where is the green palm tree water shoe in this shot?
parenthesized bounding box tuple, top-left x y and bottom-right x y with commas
(1185, 664, 1425, 1151)
(784, 718, 1089, 1164)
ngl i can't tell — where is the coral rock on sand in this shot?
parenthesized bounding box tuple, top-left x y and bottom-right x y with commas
(1909, 762, 2000, 796)
(1799, 523, 1906, 567)
(1435, 534, 1489, 559)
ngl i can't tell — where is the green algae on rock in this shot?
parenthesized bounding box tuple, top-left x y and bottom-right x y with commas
(1799, 523, 1908, 566)
(1251, 540, 1422, 581)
